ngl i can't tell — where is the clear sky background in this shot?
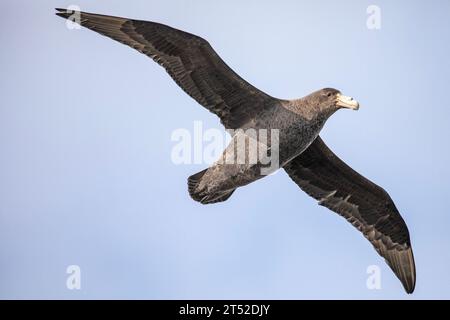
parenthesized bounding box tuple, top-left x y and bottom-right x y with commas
(1, 0, 449, 299)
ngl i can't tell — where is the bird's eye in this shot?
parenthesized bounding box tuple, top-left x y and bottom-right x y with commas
(326, 92, 332, 97)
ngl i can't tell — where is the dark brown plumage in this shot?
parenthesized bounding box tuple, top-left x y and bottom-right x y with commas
(55, 8, 415, 293)
(284, 137, 415, 293)
(55, 8, 275, 129)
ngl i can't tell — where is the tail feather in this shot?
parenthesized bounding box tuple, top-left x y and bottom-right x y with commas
(188, 169, 208, 202)
(188, 169, 235, 204)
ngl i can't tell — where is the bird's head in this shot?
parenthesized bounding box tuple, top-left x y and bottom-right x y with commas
(304, 88, 359, 118)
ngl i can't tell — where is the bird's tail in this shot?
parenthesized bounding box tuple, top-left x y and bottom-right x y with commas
(188, 169, 235, 204)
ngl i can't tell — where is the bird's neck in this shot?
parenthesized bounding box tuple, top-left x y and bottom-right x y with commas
(283, 99, 335, 122)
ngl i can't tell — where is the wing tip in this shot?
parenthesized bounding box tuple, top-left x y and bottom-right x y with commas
(403, 278, 415, 294)
(54, 8, 75, 19)
(402, 248, 416, 294)
(386, 246, 416, 294)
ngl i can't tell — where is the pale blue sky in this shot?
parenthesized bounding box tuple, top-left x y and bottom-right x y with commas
(1, 0, 449, 299)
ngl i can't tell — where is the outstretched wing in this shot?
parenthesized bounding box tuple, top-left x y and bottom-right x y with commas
(284, 136, 416, 293)
(55, 9, 277, 128)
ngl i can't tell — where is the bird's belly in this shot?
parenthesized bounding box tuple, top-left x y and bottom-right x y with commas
(248, 106, 325, 166)
(199, 130, 280, 193)
(199, 121, 324, 194)
(277, 121, 324, 166)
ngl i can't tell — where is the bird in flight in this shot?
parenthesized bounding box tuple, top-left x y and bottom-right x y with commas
(55, 8, 416, 293)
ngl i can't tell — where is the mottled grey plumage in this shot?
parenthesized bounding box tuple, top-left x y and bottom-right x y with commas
(55, 9, 415, 293)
